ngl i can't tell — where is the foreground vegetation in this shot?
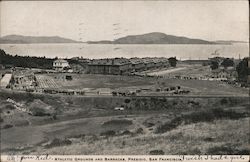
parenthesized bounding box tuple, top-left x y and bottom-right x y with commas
(0, 91, 249, 155)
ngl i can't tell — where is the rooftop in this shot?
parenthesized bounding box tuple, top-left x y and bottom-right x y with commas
(53, 59, 68, 63)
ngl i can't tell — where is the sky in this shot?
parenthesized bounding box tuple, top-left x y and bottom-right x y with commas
(0, 1, 249, 42)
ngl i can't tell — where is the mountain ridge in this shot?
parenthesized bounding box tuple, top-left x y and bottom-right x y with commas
(1, 33, 245, 44)
(0, 35, 81, 44)
(87, 32, 217, 44)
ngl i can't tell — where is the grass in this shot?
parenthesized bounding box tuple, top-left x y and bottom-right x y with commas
(44, 138, 72, 149)
(102, 119, 133, 127)
(155, 108, 249, 133)
(42, 73, 155, 89)
(34, 72, 249, 96)
(29, 117, 249, 155)
(207, 144, 250, 155)
(1, 90, 249, 155)
(149, 150, 165, 155)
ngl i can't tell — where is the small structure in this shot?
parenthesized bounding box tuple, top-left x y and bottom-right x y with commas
(53, 59, 70, 71)
(114, 107, 125, 111)
(97, 88, 112, 95)
(0, 73, 12, 88)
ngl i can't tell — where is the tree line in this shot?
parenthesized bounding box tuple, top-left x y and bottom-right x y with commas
(209, 56, 249, 83)
(0, 49, 54, 69)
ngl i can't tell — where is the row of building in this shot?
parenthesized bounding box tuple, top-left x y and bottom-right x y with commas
(53, 57, 170, 75)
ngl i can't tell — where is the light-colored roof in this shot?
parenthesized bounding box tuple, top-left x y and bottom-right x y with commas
(53, 59, 68, 63)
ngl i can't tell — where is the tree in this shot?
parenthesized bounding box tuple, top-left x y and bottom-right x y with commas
(210, 61, 219, 70)
(221, 58, 234, 68)
(168, 57, 177, 67)
(236, 57, 249, 82)
(0, 49, 54, 69)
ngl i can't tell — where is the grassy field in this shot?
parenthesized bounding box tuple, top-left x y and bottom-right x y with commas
(0, 91, 249, 155)
(145, 64, 211, 77)
(34, 72, 249, 96)
(36, 74, 156, 89)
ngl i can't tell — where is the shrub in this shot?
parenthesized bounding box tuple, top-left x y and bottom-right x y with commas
(149, 150, 164, 155)
(124, 99, 131, 104)
(102, 119, 133, 127)
(45, 138, 72, 148)
(188, 148, 202, 154)
(26, 93, 36, 103)
(3, 124, 13, 129)
(187, 100, 200, 106)
(203, 137, 215, 142)
(14, 120, 29, 127)
(155, 108, 248, 134)
(207, 145, 236, 155)
(30, 107, 50, 116)
(135, 128, 144, 134)
(120, 130, 132, 136)
(155, 117, 182, 133)
(68, 134, 85, 139)
(51, 114, 57, 120)
(143, 121, 155, 128)
(5, 104, 15, 110)
(220, 98, 228, 105)
(100, 130, 116, 137)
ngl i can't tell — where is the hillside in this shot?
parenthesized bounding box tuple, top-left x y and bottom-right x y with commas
(88, 32, 217, 44)
(0, 35, 80, 44)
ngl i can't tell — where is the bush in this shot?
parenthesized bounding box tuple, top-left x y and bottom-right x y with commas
(14, 120, 29, 127)
(189, 148, 202, 155)
(124, 99, 131, 103)
(143, 121, 155, 128)
(120, 130, 132, 136)
(203, 137, 215, 142)
(155, 108, 248, 134)
(135, 128, 144, 134)
(155, 117, 182, 133)
(3, 124, 13, 129)
(220, 98, 228, 105)
(207, 145, 247, 155)
(149, 150, 164, 155)
(68, 134, 85, 139)
(30, 107, 50, 116)
(5, 104, 16, 110)
(26, 93, 35, 103)
(100, 130, 116, 137)
(45, 138, 72, 148)
(102, 119, 133, 126)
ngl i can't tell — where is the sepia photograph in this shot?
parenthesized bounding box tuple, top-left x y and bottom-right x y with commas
(0, 0, 249, 157)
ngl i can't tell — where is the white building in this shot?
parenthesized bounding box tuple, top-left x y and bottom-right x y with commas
(53, 59, 70, 71)
(0, 73, 12, 88)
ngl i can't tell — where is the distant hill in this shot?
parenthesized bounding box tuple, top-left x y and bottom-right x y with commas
(215, 40, 248, 44)
(0, 35, 81, 44)
(87, 32, 217, 44)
